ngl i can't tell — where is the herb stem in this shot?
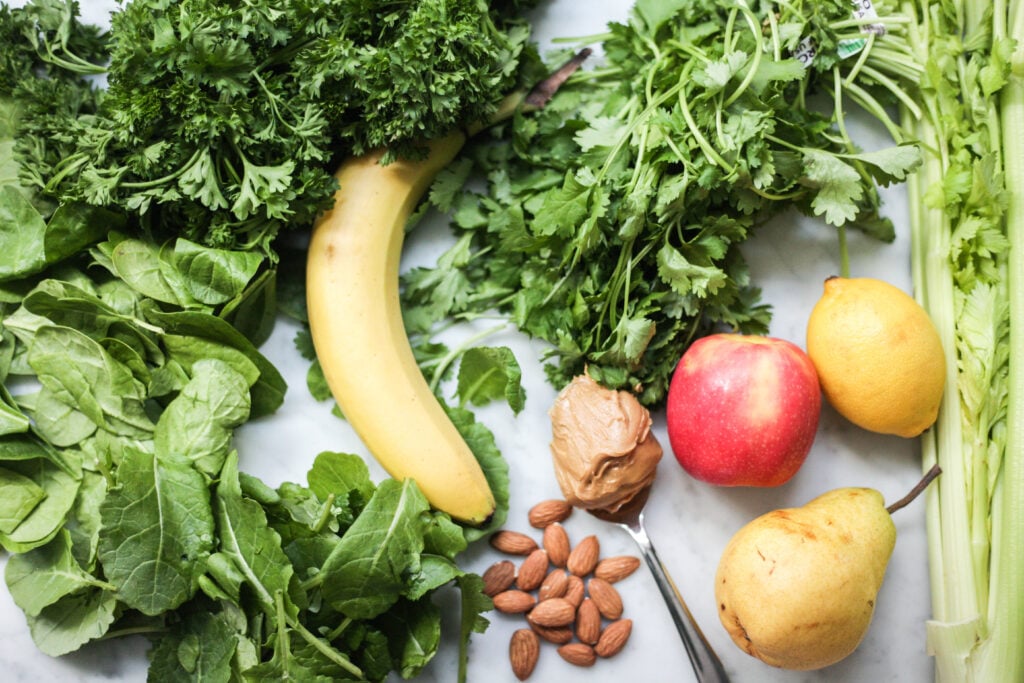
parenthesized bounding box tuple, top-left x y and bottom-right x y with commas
(428, 322, 509, 394)
(676, 69, 735, 174)
(722, 4, 764, 108)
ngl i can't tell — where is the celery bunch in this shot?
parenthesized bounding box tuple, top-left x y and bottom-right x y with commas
(855, 0, 1024, 679)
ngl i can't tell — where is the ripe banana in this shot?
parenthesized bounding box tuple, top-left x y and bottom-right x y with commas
(306, 131, 496, 525)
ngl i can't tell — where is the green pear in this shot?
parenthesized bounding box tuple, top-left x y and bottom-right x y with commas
(714, 487, 896, 671)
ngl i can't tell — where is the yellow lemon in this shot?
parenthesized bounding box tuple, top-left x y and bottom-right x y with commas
(805, 276, 945, 438)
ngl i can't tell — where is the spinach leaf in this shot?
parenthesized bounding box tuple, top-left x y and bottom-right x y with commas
(26, 587, 117, 657)
(0, 189, 115, 282)
(446, 403, 509, 542)
(98, 447, 215, 615)
(147, 606, 238, 683)
(27, 325, 154, 438)
(5, 529, 110, 617)
(0, 464, 45, 534)
(144, 307, 286, 418)
(64, 469, 105, 570)
(0, 385, 30, 435)
(96, 236, 264, 308)
(0, 451, 81, 553)
(173, 238, 264, 306)
(306, 451, 375, 512)
(219, 267, 277, 347)
(211, 451, 300, 622)
(456, 573, 492, 683)
(373, 598, 442, 679)
(28, 386, 98, 447)
(319, 478, 430, 619)
(154, 358, 251, 478)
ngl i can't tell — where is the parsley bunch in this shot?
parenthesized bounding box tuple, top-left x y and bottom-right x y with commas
(6, 0, 537, 253)
(408, 0, 921, 405)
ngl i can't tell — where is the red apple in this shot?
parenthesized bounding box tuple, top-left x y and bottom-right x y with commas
(666, 333, 821, 487)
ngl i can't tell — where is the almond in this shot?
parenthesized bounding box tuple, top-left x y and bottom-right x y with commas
(526, 597, 576, 628)
(516, 549, 549, 591)
(575, 597, 601, 645)
(566, 534, 600, 576)
(529, 622, 574, 645)
(594, 555, 641, 583)
(557, 642, 596, 667)
(490, 530, 539, 556)
(537, 569, 569, 601)
(528, 499, 573, 528)
(542, 523, 571, 567)
(564, 574, 586, 607)
(509, 628, 540, 680)
(493, 589, 537, 614)
(595, 618, 633, 658)
(482, 560, 516, 597)
(588, 577, 623, 619)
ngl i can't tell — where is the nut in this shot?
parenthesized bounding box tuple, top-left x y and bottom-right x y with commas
(588, 577, 624, 620)
(557, 642, 597, 667)
(510, 628, 540, 680)
(482, 560, 516, 597)
(493, 589, 537, 614)
(594, 555, 641, 583)
(575, 597, 601, 645)
(490, 530, 539, 556)
(526, 597, 576, 628)
(537, 569, 569, 601)
(566, 534, 600, 576)
(530, 622, 574, 645)
(516, 549, 550, 591)
(564, 574, 586, 607)
(542, 523, 571, 567)
(528, 499, 573, 528)
(595, 618, 633, 658)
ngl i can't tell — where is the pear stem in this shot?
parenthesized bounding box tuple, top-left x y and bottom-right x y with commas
(886, 463, 942, 514)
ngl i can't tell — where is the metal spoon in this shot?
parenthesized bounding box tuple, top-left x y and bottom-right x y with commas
(590, 488, 731, 683)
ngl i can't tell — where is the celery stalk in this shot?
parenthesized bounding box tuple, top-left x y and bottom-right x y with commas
(977, 2, 1024, 679)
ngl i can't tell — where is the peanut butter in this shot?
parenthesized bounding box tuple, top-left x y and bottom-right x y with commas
(549, 374, 662, 513)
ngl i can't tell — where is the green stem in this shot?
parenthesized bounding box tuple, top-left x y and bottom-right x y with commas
(428, 322, 509, 394)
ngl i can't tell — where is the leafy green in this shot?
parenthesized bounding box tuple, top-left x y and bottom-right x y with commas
(318, 478, 431, 619)
(3, 0, 540, 253)
(456, 346, 526, 413)
(27, 586, 118, 657)
(0, 465, 45, 534)
(5, 529, 111, 617)
(409, 0, 922, 405)
(99, 447, 216, 616)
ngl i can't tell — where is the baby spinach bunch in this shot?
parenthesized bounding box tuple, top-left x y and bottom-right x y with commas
(408, 0, 921, 405)
(0, 246, 500, 679)
(4, 0, 538, 253)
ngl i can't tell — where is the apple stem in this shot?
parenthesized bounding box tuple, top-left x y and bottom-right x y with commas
(886, 464, 942, 514)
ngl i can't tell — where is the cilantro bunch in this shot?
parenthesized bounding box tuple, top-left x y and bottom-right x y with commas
(6, 0, 538, 253)
(407, 0, 921, 405)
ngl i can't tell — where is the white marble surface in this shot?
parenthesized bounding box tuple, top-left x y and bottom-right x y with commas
(0, 0, 933, 681)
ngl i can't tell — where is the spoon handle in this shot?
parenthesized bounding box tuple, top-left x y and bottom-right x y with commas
(625, 517, 731, 683)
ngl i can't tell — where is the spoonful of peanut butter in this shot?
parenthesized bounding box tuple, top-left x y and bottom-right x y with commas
(549, 373, 662, 514)
(548, 373, 730, 683)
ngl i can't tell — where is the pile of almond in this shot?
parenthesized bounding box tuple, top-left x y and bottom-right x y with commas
(485, 499, 641, 680)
